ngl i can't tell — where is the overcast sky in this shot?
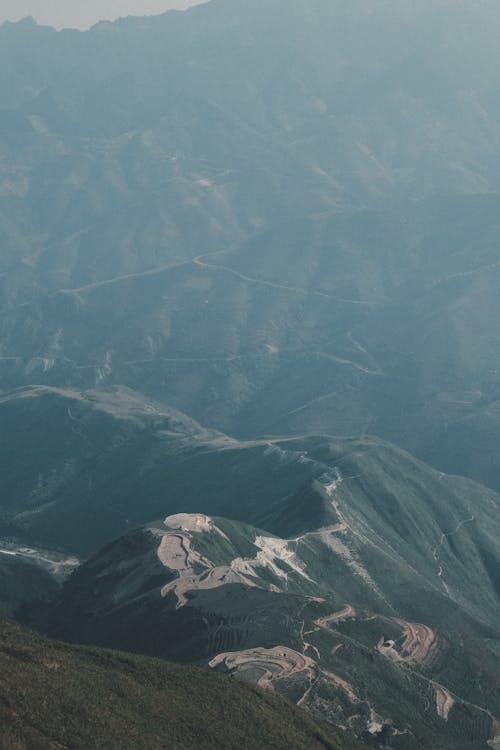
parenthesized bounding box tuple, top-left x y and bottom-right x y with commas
(0, 0, 205, 30)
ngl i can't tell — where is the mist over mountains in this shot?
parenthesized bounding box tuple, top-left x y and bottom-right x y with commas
(1, 2, 500, 748)
(2, 0, 500, 485)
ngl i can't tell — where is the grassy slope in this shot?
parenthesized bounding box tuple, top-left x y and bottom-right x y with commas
(0, 620, 363, 750)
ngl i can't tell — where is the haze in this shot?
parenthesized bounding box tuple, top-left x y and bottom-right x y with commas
(0, 0, 204, 30)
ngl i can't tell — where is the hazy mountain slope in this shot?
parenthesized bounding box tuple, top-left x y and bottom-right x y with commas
(0, 620, 363, 750)
(3, 194, 500, 460)
(2, 2, 500, 489)
(0, 385, 338, 554)
(37, 502, 500, 749)
(4, 384, 500, 611)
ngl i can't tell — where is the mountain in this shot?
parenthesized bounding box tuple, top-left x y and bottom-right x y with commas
(0, 384, 337, 554)
(3, 385, 500, 747)
(4, 384, 500, 605)
(0, 619, 362, 750)
(32, 447, 500, 748)
(3, 2, 500, 492)
(2, 3, 500, 748)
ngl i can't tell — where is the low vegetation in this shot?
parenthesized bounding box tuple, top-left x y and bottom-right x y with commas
(0, 620, 363, 750)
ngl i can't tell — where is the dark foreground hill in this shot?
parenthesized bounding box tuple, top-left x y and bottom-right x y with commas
(0, 620, 363, 750)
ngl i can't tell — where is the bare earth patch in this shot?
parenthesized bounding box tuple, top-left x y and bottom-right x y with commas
(377, 619, 441, 667)
(154, 514, 314, 608)
(433, 683, 455, 721)
(488, 720, 500, 748)
(209, 647, 316, 690)
(315, 605, 357, 630)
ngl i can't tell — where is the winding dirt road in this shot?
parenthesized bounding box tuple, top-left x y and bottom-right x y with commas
(193, 254, 371, 306)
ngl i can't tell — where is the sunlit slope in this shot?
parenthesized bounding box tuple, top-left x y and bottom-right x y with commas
(0, 620, 362, 750)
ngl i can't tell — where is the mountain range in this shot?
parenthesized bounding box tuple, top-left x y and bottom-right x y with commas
(1, 2, 500, 748)
(3, 1, 500, 491)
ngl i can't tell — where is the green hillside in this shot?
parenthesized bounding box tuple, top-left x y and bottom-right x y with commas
(0, 620, 363, 750)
